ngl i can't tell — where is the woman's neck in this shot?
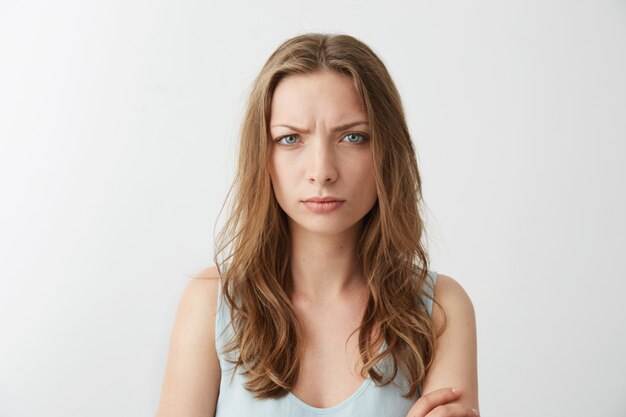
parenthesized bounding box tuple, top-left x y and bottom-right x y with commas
(287, 220, 366, 303)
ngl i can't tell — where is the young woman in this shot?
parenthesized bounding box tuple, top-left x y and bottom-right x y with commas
(156, 33, 478, 417)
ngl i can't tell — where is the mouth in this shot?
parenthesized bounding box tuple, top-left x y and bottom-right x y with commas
(302, 197, 345, 203)
(301, 199, 345, 213)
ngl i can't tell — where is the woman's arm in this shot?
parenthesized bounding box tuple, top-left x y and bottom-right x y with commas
(155, 266, 221, 417)
(421, 273, 479, 411)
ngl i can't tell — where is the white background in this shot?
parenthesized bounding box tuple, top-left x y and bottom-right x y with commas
(1, 1, 625, 416)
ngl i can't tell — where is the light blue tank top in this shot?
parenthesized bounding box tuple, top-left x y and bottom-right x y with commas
(214, 270, 438, 417)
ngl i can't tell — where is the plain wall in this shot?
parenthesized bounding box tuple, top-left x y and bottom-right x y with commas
(1, 1, 625, 416)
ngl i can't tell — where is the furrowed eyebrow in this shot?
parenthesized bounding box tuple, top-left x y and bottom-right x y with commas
(270, 121, 369, 134)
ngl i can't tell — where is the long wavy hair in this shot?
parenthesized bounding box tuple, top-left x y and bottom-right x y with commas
(213, 32, 446, 399)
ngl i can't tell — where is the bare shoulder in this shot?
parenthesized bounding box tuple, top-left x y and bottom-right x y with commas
(194, 265, 221, 281)
(422, 273, 479, 410)
(173, 266, 221, 322)
(433, 273, 471, 298)
(432, 273, 475, 319)
(155, 265, 222, 417)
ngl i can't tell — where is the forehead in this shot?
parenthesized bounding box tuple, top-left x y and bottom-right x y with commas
(269, 70, 366, 123)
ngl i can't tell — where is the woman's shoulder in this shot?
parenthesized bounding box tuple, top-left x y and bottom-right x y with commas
(167, 265, 222, 353)
(431, 273, 475, 316)
(429, 273, 476, 341)
(155, 266, 222, 416)
(174, 265, 221, 339)
(421, 273, 478, 408)
(180, 265, 221, 308)
(194, 265, 221, 280)
(432, 273, 471, 296)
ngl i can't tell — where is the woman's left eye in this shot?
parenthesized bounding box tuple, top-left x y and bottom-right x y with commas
(342, 133, 368, 143)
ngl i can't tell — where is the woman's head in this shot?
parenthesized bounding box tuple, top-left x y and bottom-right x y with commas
(218, 32, 425, 265)
(214, 33, 436, 399)
(268, 68, 378, 238)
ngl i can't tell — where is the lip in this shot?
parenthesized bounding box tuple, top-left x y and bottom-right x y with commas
(302, 196, 345, 202)
(302, 200, 345, 213)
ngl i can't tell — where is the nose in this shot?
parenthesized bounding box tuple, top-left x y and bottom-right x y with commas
(307, 139, 338, 184)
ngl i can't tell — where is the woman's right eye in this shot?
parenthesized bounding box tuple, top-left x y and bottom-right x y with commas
(275, 134, 299, 145)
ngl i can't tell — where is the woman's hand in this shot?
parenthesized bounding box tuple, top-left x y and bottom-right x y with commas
(404, 387, 479, 417)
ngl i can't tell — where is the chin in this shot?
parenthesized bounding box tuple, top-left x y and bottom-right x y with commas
(289, 216, 363, 236)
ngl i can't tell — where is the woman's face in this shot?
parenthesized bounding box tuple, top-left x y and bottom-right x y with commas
(268, 69, 378, 236)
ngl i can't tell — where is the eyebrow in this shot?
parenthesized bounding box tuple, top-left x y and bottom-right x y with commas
(270, 121, 369, 134)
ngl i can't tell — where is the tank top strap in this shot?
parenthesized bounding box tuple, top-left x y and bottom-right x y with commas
(421, 270, 438, 317)
(214, 266, 233, 359)
(215, 272, 225, 346)
(415, 270, 437, 398)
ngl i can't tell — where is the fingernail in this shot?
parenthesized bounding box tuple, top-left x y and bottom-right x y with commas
(451, 387, 462, 394)
(472, 409, 479, 416)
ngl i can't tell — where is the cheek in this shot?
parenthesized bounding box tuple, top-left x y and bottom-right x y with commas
(269, 154, 291, 195)
(268, 151, 281, 183)
(352, 155, 376, 187)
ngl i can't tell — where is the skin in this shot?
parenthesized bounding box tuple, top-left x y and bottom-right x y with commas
(268, 69, 381, 406)
(268, 68, 378, 302)
(155, 69, 479, 417)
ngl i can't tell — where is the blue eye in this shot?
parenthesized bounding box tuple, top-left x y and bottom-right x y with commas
(343, 133, 367, 143)
(274, 132, 368, 145)
(276, 135, 299, 145)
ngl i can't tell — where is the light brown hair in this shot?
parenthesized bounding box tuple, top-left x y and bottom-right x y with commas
(213, 32, 446, 399)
